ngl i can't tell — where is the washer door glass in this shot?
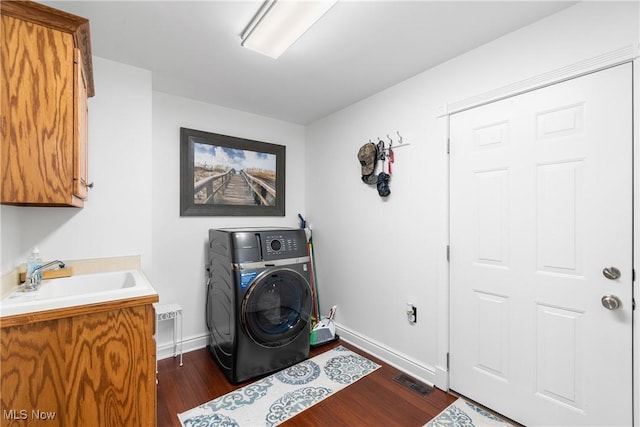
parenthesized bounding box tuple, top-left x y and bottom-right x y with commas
(241, 268, 312, 348)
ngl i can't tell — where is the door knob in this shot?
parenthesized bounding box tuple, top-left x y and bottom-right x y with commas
(602, 267, 621, 280)
(601, 295, 622, 310)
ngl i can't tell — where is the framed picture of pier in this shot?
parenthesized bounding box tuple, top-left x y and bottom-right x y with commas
(180, 127, 285, 216)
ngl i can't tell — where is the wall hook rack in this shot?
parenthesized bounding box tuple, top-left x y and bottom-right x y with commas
(374, 131, 410, 158)
(358, 131, 409, 197)
(366, 131, 410, 177)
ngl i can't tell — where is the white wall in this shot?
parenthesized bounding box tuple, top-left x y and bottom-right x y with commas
(306, 1, 639, 383)
(0, 57, 153, 275)
(150, 92, 306, 354)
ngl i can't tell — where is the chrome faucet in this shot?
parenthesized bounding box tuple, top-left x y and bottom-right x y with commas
(24, 260, 65, 292)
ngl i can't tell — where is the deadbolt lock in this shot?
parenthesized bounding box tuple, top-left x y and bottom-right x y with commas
(602, 267, 621, 280)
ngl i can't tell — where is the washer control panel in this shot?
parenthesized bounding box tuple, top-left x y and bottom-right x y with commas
(226, 228, 308, 262)
(265, 233, 300, 256)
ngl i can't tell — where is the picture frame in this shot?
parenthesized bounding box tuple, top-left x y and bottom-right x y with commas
(180, 127, 285, 216)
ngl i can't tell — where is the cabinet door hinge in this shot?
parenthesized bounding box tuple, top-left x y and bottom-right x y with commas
(447, 138, 450, 154)
(633, 269, 636, 282)
(446, 245, 450, 262)
(446, 352, 450, 370)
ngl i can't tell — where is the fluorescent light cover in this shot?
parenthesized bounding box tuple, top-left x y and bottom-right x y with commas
(241, 0, 338, 59)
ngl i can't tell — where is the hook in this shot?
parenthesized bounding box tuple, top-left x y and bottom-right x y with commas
(376, 138, 386, 161)
(396, 131, 404, 144)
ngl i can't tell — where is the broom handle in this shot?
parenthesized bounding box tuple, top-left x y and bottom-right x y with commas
(308, 239, 321, 321)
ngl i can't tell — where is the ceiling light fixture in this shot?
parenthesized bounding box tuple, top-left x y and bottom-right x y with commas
(241, 0, 338, 59)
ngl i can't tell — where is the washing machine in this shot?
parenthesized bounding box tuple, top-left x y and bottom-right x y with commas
(206, 227, 313, 384)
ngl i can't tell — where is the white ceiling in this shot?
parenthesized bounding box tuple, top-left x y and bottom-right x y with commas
(45, 1, 576, 125)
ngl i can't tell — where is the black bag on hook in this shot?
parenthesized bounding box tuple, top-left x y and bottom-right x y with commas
(377, 172, 391, 197)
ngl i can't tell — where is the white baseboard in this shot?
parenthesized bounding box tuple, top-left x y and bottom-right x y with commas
(336, 323, 437, 387)
(156, 332, 208, 361)
(156, 327, 438, 390)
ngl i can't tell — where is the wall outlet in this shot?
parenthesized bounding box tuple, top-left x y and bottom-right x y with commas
(406, 303, 417, 323)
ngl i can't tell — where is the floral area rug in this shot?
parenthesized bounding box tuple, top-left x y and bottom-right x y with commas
(425, 398, 514, 427)
(178, 345, 380, 427)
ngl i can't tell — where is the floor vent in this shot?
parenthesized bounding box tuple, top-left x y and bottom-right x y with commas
(392, 374, 434, 396)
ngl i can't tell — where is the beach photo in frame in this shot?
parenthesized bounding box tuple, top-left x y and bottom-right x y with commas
(180, 127, 285, 216)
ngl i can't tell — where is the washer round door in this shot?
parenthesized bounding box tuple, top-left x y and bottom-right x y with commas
(241, 267, 312, 348)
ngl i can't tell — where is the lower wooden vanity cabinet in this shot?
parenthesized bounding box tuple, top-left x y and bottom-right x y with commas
(0, 301, 157, 426)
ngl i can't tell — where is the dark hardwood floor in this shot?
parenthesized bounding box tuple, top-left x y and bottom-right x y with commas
(156, 340, 457, 427)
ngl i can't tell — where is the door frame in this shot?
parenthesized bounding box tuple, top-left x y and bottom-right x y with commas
(436, 44, 639, 424)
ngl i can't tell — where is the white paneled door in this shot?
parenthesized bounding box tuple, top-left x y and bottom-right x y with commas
(449, 64, 632, 426)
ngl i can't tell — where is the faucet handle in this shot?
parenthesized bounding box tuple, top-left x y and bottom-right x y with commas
(30, 273, 41, 286)
(24, 260, 65, 292)
(24, 270, 42, 292)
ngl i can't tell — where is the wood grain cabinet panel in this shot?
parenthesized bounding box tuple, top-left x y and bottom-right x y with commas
(0, 1, 95, 207)
(0, 304, 156, 427)
(0, 318, 69, 426)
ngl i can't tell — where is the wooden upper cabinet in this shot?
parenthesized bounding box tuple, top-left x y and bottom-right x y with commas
(1, 1, 95, 207)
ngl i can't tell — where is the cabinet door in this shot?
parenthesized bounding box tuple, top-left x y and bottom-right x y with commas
(0, 15, 76, 206)
(66, 306, 157, 426)
(0, 318, 70, 426)
(73, 48, 89, 201)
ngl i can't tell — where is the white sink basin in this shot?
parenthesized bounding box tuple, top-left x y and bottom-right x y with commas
(1, 270, 157, 317)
